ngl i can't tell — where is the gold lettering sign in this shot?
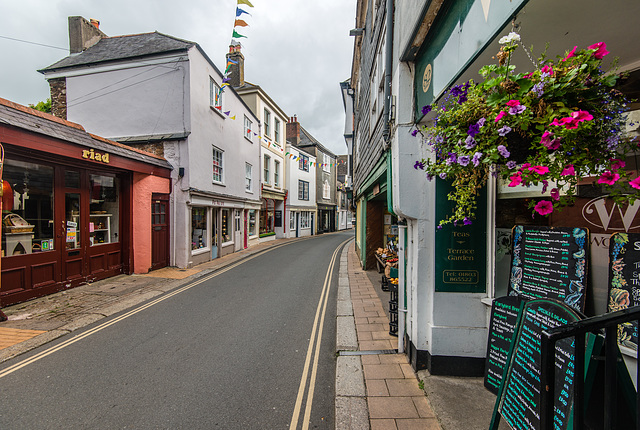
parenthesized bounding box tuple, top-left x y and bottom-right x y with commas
(82, 149, 110, 164)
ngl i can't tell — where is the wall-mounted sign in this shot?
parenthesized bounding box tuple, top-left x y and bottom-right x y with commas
(82, 149, 110, 164)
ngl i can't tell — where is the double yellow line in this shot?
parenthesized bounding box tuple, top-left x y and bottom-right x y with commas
(289, 237, 351, 430)
(0, 242, 290, 379)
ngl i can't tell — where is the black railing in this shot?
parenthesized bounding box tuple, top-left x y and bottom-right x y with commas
(540, 306, 640, 430)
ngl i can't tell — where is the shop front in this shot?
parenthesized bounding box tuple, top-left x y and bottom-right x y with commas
(0, 99, 171, 306)
(317, 204, 336, 234)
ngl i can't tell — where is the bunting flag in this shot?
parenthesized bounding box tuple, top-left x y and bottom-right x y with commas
(236, 7, 251, 17)
(232, 30, 247, 39)
(227, 58, 238, 65)
(230, 115, 236, 120)
(234, 19, 249, 27)
(237, 0, 254, 7)
(224, 111, 231, 116)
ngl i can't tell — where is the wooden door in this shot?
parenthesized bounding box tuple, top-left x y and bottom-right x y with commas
(151, 195, 169, 270)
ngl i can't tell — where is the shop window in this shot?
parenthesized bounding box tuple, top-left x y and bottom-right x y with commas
(260, 199, 274, 234)
(191, 207, 208, 251)
(301, 211, 310, 229)
(89, 174, 119, 246)
(2, 159, 54, 256)
(249, 210, 257, 236)
(221, 209, 231, 243)
(290, 211, 296, 230)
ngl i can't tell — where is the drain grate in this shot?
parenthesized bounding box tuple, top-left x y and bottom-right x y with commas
(338, 349, 397, 356)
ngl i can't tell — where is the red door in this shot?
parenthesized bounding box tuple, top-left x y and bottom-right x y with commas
(151, 195, 170, 270)
(244, 209, 248, 249)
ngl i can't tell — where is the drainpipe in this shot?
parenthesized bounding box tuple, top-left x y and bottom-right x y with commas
(383, 0, 395, 215)
(398, 221, 407, 353)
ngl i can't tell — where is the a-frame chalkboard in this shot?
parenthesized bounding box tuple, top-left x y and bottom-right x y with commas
(508, 226, 589, 312)
(490, 299, 582, 430)
(608, 232, 640, 349)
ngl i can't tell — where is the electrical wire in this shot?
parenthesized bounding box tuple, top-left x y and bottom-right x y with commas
(0, 34, 67, 51)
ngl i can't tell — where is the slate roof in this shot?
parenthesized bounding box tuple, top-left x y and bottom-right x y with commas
(298, 126, 337, 158)
(0, 98, 172, 170)
(39, 32, 195, 72)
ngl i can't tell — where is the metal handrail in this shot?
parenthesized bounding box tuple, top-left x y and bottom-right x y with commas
(540, 306, 640, 430)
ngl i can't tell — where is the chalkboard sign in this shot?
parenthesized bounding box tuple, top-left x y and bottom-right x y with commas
(608, 232, 640, 349)
(508, 226, 589, 312)
(484, 296, 524, 395)
(497, 299, 581, 430)
(274, 210, 282, 228)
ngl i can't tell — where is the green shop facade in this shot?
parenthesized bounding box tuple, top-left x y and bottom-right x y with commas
(390, 0, 640, 376)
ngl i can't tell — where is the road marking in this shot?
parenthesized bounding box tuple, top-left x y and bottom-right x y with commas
(0, 241, 294, 380)
(289, 237, 351, 430)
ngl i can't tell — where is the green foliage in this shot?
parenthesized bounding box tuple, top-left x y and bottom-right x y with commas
(416, 35, 638, 226)
(28, 98, 51, 113)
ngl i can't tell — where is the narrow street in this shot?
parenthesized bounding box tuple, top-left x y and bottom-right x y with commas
(0, 232, 352, 429)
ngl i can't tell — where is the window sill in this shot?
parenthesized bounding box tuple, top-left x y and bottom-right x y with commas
(210, 106, 226, 118)
(191, 247, 211, 256)
(244, 136, 253, 144)
(221, 241, 234, 247)
(212, 181, 226, 186)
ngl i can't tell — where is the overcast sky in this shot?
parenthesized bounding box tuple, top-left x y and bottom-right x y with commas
(0, 0, 356, 155)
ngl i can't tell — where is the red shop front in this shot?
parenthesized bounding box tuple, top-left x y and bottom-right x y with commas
(0, 98, 171, 306)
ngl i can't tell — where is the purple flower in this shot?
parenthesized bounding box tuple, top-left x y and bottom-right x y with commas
(437, 225, 443, 230)
(472, 152, 483, 167)
(446, 153, 457, 165)
(498, 126, 512, 136)
(414, 161, 425, 170)
(463, 217, 472, 225)
(532, 82, 545, 97)
(497, 145, 510, 158)
(477, 118, 486, 127)
(606, 135, 619, 150)
(468, 123, 481, 138)
(506, 160, 517, 169)
(465, 136, 476, 149)
(509, 104, 527, 115)
(411, 129, 418, 137)
(426, 173, 434, 181)
(439, 172, 447, 179)
(458, 155, 470, 167)
(421, 105, 433, 116)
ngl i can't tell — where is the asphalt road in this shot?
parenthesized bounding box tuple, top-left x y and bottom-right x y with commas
(0, 231, 352, 429)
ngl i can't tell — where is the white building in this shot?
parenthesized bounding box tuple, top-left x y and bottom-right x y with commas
(39, 17, 262, 268)
(225, 44, 289, 241)
(284, 144, 317, 238)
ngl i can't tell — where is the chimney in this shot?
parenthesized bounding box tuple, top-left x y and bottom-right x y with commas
(49, 77, 67, 120)
(225, 43, 245, 87)
(286, 115, 300, 146)
(68, 16, 107, 54)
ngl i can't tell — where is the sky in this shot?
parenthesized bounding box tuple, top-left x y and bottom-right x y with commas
(0, 0, 356, 155)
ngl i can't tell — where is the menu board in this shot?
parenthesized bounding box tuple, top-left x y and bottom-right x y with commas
(608, 232, 640, 349)
(484, 296, 524, 394)
(498, 300, 581, 430)
(508, 226, 589, 312)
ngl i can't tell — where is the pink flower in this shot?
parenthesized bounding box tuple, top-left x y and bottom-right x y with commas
(562, 46, 578, 62)
(534, 200, 554, 216)
(549, 117, 578, 129)
(541, 65, 554, 75)
(541, 180, 549, 194)
(561, 165, 576, 176)
(506, 100, 521, 107)
(528, 165, 550, 175)
(597, 171, 621, 185)
(508, 172, 523, 187)
(550, 188, 560, 201)
(524, 72, 534, 79)
(611, 159, 626, 171)
(630, 176, 640, 190)
(540, 131, 562, 150)
(588, 42, 610, 59)
(570, 110, 594, 122)
(495, 111, 507, 122)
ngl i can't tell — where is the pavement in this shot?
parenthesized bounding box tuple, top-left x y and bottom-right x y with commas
(0, 232, 499, 429)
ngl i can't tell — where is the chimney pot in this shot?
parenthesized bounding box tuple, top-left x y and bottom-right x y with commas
(90, 18, 100, 29)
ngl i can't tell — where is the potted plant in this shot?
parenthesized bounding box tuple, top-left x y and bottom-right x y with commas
(414, 32, 639, 226)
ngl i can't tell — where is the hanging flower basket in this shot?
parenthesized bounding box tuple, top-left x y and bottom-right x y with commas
(414, 32, 640, 227)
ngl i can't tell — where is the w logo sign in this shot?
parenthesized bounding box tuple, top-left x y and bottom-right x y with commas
(582, 196, 640, 232)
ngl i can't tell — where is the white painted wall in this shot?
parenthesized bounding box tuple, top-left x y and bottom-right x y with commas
(285, 144, 316, 237)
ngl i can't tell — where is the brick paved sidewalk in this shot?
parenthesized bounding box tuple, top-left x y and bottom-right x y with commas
(340, 242, 441, 430)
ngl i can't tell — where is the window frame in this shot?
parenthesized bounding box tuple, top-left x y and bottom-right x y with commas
(323, 180, 330, 200)
(210, 77, 222, 109)
(264, 109, 271, 137)
(323, 153, 331, 173)
(191, 206, 210, 255)
(264, 154, 271, 184)
(298, 180, 309, 201)
(212, 145, 224, 184)
(244, 116, 253, 142)
(299, 154, 309, 172)
(245, 163, 253, 192)
(274, 118, 281, 144)
(274, 160, 280, 188)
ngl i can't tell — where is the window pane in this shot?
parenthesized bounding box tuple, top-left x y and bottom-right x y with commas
(192, 207, 207, 250)
(213, 147, 223, 183)
(65, 192, 81, 249)
(90, 174, 119, 246)
(222, 209, 231, 243)
(2, 159, 54, 255)
(65, 170, 80, 188)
